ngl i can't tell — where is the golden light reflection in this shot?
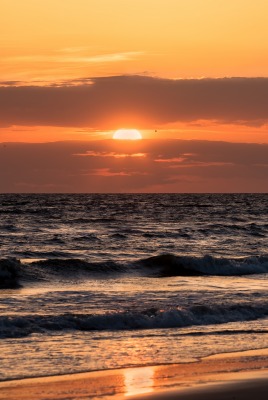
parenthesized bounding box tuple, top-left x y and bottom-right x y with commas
(124, 367, 154, 397)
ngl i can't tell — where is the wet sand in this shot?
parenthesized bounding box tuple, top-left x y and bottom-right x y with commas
(0, 348, 267, 400)
(130, 375, 268, 399)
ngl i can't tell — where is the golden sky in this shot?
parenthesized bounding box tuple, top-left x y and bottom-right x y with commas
(1, 0, 268, 192)
(2, 0, 268, 82)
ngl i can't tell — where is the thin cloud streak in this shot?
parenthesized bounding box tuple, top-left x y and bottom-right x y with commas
(3, 52, 143, 64)
(74, 151, 146, 158)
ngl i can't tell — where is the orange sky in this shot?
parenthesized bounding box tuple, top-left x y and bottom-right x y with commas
(0, 0, 268, 192)
(2, 0, 268, 82)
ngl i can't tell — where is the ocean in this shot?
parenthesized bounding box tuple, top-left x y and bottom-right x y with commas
(0, 193, 268, 382)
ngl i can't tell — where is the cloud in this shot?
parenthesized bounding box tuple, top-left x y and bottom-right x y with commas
(0, 139, 267, 193)
(1, 76, 268, 128)
(0, 81, 23, 87)
(154, 156, 187, 163)
(74, 151, 146, 158)
(3, 52, 143, 64)
(87, 168, 147, 177)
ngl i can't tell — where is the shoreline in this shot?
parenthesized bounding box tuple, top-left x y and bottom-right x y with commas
(0, 348, 268, 399)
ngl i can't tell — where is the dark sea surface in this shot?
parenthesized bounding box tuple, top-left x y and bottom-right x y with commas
(0, 193, 268, 381)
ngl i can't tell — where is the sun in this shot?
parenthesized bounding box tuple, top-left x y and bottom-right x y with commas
(113, 129, 142, 140)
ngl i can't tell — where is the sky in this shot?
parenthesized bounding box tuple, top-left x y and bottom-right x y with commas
(1, 0, 268, 192)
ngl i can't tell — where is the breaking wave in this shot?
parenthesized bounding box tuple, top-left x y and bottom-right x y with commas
(137, 254, 268, 277)
(1, 302, 268, 338)
(0, 253, 268, 288)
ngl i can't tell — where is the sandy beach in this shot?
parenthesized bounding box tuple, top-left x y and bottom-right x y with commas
(0, 348, 267, 400)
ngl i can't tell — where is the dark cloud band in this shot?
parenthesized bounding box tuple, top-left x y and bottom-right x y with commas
(0, 76, 268, 128)
(0, 139, 267, 192)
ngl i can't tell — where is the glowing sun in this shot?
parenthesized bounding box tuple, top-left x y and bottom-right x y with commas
(113, 129, 142, 140)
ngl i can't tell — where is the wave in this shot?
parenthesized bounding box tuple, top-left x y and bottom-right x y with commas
(1, 253, 268, 288)
(31, 258, 126, 273)
(136, 254, 268, 277)
(1, 302, 268, 338)
(0, 258, 21, 288)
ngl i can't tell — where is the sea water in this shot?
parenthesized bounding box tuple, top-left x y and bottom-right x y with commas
(0, 194, 268, 381)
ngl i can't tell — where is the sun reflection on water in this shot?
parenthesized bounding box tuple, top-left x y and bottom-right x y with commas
(124, 366, 154, 397)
